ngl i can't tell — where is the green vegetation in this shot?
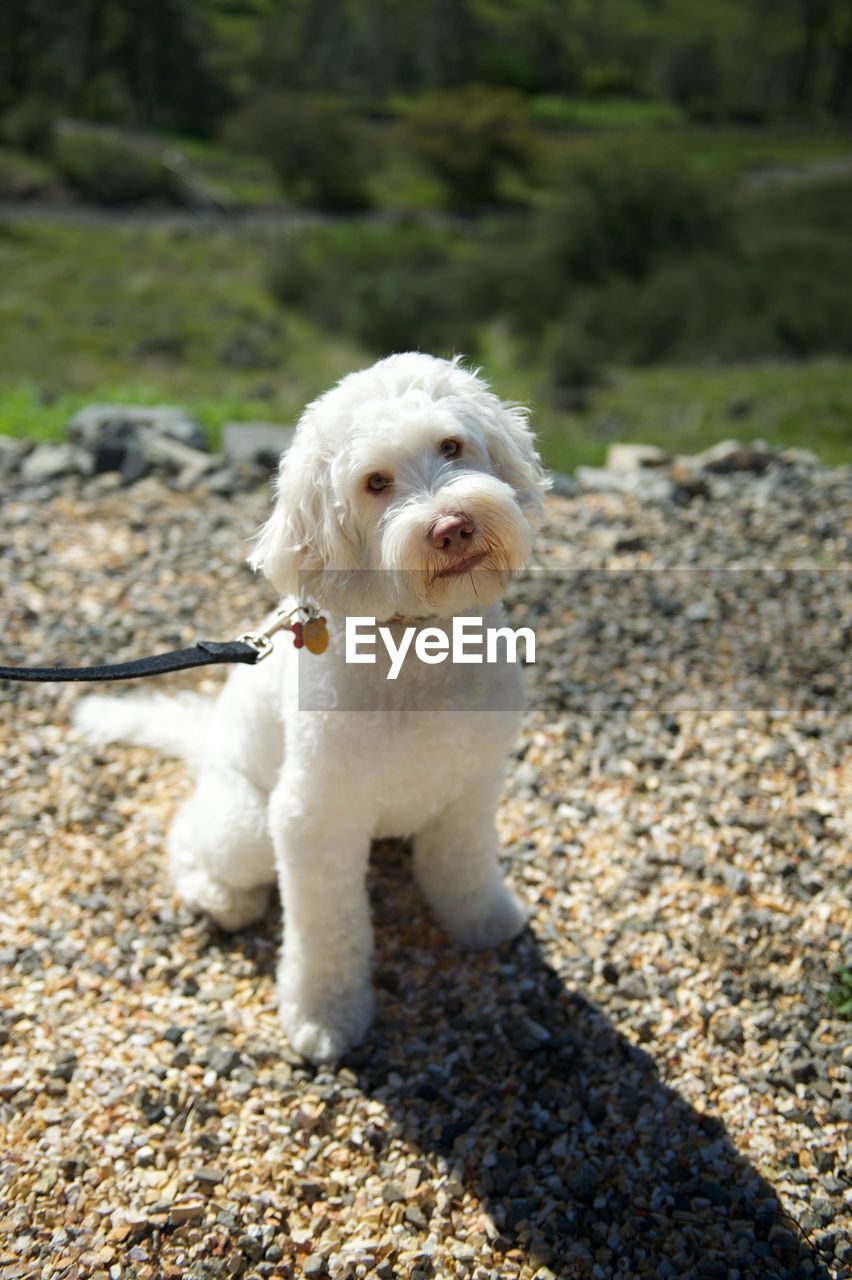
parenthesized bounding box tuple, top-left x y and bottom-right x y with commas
(222, 93, 372, 211)
(531, 360, 852, 470)
(827, 967, 852, 1018)
(405, 86, 535, 209)
(264, 164, 852, 409)
(5, 0, 852, 132)
(0, 221, 364, 445)
(0, 1, 850, 468)
(53, 125, 178, 205)
(1, 204, 849, 467)
(0, 146, 56, 199)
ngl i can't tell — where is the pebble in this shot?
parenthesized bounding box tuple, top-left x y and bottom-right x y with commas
(710, 1013, 745, 1048)
(0, 444, 849, 1280)
(206, 1045, 242, 1077)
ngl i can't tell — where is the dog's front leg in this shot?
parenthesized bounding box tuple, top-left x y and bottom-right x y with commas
(270, 776, 373, 1063)
(414, 781, 527, 949)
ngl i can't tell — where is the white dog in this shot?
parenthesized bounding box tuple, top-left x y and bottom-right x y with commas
(75, 353, 548, 1062)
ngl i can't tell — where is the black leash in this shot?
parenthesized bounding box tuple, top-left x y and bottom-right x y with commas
(0, 604, 326, 684)
(0, 640, 260, 684)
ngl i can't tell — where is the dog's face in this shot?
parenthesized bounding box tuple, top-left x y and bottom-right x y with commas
(250, 354, 548, 618)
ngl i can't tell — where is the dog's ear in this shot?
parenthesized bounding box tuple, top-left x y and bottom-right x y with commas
(248, 429, 357, 597)
(473, 395, 550, 520)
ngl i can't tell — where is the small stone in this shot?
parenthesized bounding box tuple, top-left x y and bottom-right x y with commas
(53, 1054, 78, 1083)
(221, 423, 294, 470)
(168, 1202, 206, 1226)
(68, 404, 208, 453)
(681, 846, 706, 874)
(781, 446, 820, 467)
(721, 865, 751, 894)
(606, 442, 671, 471)
(302, 1255, 326, 1278)
(381, 1180, 405, 1204)
(697, 1262, 728, 1279)
(685, 599, 713, 622)
(21, 443, 94, 483)
(575, 464, 674, 502)
(619, 972, 649, 1000)
(240, 1234, 265, 1262)
(710, 1011, 744, 1048)
(768, 1225, 798, 1251)
(513, 761, 539, 792)
(689, 439, 776, 473)
(568, 1167, 597, 1204)
(694, 1180, 731, 1208)
(206, 1045, 241, 1077)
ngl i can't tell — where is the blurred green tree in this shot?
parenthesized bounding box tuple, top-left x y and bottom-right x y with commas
(223, 90, 371, 209)
(406, 84, 535, 208)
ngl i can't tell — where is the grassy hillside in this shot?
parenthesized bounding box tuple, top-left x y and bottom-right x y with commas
(1, 198, 849, 467)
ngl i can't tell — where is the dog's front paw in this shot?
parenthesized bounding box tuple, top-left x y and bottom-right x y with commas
(442, 881, 527, 950)
(278, 969, 373, 1064)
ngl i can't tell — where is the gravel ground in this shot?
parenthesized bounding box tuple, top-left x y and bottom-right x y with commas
(0, 457, 850, 1280)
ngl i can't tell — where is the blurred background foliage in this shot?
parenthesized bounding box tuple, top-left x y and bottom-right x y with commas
(1, 0, 851, 466)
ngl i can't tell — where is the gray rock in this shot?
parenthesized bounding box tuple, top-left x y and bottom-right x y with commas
(513, 761, 539, 793)
(0, 434, 32, 472)
(721, 865, 751, 894)
(240, 1234, 264, 1262)
(711, 1012, 745, 1047)
(21, 443, 94, 483)
(134, 426, 216, 476)
(685, 599, 713, 622)
(51, 1052, 78, 1082)
(200, 469, 239, 497)
(222, 422, 294, 470)
(619, 972, 649, 1001)
(680, 846, 706, 874)
(567, 1166, 598, 1204)
(206, 1044, 242, 1078)
(67, 404, 208, 453)
(687, 439, 777, 474)
(781, 446, 821, 467)
(605, 442, 671, 472)
(575, 465, 674, 503)
(549, 470, 578, 498)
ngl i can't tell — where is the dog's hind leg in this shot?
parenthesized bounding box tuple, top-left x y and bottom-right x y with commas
(168, 768, 275, 931)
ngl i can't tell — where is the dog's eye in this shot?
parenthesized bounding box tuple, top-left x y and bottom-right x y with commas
(366, 473, 392, 493)
(440, 439, 461, 458)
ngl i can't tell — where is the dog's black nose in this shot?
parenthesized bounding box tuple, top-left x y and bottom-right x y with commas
(430, 512, 476, 554)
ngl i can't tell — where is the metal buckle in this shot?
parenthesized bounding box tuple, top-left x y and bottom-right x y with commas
(237, 603, 318, 663)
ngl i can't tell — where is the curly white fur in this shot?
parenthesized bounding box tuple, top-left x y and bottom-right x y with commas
(75, 353, 549, 1063)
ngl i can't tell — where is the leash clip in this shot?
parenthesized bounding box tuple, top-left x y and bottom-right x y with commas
(237, 602, 323, 662)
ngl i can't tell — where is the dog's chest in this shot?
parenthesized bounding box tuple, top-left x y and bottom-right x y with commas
(352, 705, 519, 836)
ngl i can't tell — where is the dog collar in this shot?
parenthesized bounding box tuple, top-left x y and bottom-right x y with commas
(382, 614, 434, 626)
